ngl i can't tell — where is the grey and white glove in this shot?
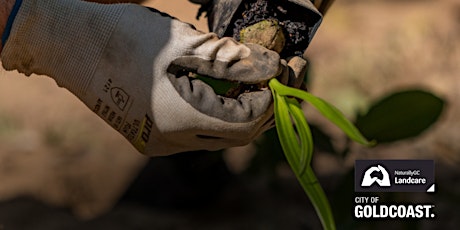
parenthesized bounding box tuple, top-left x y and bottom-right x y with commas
(1, 0, 283, 156)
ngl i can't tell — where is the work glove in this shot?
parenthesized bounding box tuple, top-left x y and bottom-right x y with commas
(1, 0, 286, 156)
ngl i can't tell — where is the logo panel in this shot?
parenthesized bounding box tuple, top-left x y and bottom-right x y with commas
(355, 160, 435, 192)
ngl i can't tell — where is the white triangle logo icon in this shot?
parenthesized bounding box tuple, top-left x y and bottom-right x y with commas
(427, 184, 435, 193)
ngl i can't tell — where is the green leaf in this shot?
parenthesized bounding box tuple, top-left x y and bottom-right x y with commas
(271, 87, 301, 169)
(356, 89, 445, 143)
(299, 167, 336, 230)
(270, 79, 336, 230)
(286, 97, 313, 175)
(269, 79, 375, 147)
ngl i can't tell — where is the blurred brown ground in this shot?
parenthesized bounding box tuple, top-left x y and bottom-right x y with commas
(0, 0, 459, 229)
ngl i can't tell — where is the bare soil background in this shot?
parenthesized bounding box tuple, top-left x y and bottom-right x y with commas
(0, 0, 459, 229)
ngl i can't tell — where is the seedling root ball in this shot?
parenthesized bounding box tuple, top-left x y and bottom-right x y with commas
(231, 0, 313, 57)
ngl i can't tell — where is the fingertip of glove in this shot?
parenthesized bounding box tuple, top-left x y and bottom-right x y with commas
(245, 43, 281, 80)
(287, 56, 307, 70)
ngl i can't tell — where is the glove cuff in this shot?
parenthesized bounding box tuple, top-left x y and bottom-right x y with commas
(1, 0, 22, 47)
(1, 0, 126, 96)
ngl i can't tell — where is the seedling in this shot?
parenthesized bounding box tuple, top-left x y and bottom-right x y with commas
(269, 78, 374, 230)
(200, 6, 374, 227)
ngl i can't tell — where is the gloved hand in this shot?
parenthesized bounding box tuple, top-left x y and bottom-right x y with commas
(1, 0, 285, 156)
